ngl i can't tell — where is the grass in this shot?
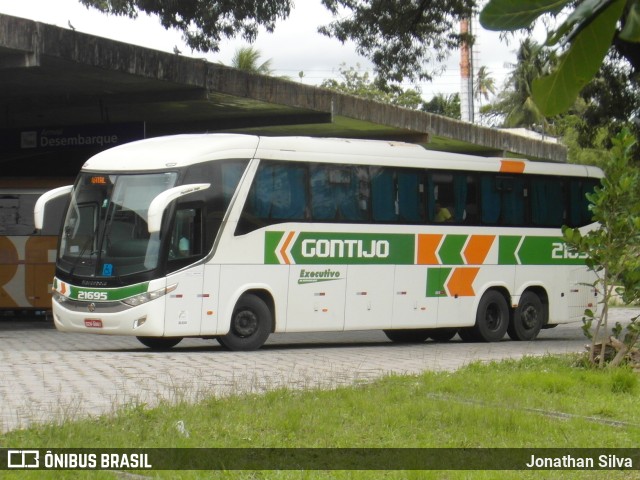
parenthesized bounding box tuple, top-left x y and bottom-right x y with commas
(2, 355, 639, 479)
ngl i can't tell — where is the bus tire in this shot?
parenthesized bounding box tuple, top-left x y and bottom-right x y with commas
(472, 290, 509, 342)
(218, 294, 272, 351)
(136, 336, 182, 350)
(426, 328, 458, 342)
(383, 329, 430, 343)
(458, 327, 480, 342)
(508, 291, 545, 341)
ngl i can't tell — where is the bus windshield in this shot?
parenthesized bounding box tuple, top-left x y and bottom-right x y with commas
(58, 172, 178, 278)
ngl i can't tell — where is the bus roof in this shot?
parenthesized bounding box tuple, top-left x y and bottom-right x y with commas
(82, 134, 603, 178)
(83, 134, 260, 171)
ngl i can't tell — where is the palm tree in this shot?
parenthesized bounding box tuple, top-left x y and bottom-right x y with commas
(230, 46, 273, 75)
(488, 39, 556, 130)
(474, 65, 496, 124)
(474, 66, 496, 106)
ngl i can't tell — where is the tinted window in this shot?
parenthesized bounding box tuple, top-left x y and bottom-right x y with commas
(235, 158, 597, 233)
(530, 177, 565, 227)
(479, 175, 526, 226)
(370, 167, 425, 223)
(309, 164, 368, 222)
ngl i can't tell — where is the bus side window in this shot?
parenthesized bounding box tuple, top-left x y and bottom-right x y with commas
(370, 168, 424, 224)
(169, 207, 202, 261)
(568, 178, 597, 227)
(310, 165, 368, 222)
(397, 170, 424, 223)
(480, 175, 525, 226)
(370, 168, 396, 222)
(530, 177, 565, 227)
(428, 173, 475, 224)
(238, 161, 308, 234)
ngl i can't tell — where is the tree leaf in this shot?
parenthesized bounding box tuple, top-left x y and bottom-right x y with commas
(546, 0, 612, 46)
(531, 0, 626, 116)
(620, 0, 640, 42)
(480, 0, 571, 31)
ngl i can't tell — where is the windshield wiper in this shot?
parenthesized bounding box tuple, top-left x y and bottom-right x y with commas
(68, 230, 98, 277)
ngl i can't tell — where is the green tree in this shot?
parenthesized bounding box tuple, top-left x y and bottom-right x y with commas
(485, 39, 555, 129)
(474, 65, 496, 124)
(563, 130, 640, 368)
(230, 46, 273, 75)
(576, 54, 640, 150)
(480, 0, 640, 116)
(422, 93, 461, 120)
(80, 0, 476, 84)
(79, 0, 292, 52)
(319, 0, 474, 83)
(474, 65, 496, 109)
(320, 64, 423, 109)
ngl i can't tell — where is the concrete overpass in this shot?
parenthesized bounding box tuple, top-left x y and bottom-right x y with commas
(0, 13, 566, 177)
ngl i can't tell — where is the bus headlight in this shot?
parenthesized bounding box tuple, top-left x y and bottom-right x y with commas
(52, 290, 68, 304)
(122, 284, 177, 307)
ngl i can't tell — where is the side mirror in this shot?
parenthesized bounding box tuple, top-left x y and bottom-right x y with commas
(34, 185, 73, 230)
(147, 183, 210, 233)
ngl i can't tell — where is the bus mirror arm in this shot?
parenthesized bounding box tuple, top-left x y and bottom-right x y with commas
(34, 185, 73, 230)
(147, 183, 210, 233)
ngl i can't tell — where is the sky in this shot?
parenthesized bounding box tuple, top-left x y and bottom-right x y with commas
(0, 0, 523, 101)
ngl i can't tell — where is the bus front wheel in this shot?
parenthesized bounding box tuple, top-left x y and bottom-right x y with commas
(383, 329, 430, 343)
(425, 328, 458, 342)
(472, 290, 509, 342)
(136, 336, 183, 350)
(508, 291, 545, 341)
(218, 294, 272, 351)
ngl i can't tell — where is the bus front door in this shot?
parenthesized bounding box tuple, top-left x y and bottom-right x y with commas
(164, 264, 204, 336)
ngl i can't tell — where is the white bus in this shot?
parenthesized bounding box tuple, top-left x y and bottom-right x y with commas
(34, 134, 602, 350)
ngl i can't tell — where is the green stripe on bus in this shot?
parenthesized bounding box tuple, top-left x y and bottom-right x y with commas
(518, 236, 588, 265)
(438, 235, 467, 265)
(267, 231, 415, 265)
(426, 268, 450, 297)
(266, 232, 588, 267)
(498, 236, 522, 265)
(498, 235, 587, 265)
(264, 231, 285, 265)
(68, 282, 149, 301)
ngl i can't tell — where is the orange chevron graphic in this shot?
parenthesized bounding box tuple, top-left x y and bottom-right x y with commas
(446, 267, 479, 297)
(279, 231, 296, 265)
(463, 235, 495, 265)
(417, 234, 443, 265)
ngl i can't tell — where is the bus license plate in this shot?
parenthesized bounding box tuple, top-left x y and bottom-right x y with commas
(84, 319, 103, 328)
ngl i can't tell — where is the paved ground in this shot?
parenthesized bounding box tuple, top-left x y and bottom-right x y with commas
(1, 308, 638, 433)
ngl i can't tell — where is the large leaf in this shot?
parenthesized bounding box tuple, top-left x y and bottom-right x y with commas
(620, 0, 640, 42)
(531, 0, 626, 116)
(546, 0, 612, 46)
(480, 0, 571, 31)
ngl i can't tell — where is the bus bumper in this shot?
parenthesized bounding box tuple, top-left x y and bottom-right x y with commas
(51, 297, 167, 337)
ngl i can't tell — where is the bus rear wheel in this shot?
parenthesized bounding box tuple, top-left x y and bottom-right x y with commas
(471, 290, 509, 342)
(383, 329, 430, 343)
(218, 294, 272, 351)
(136, 336, 182, 350)
(508, 291, 545, 341)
